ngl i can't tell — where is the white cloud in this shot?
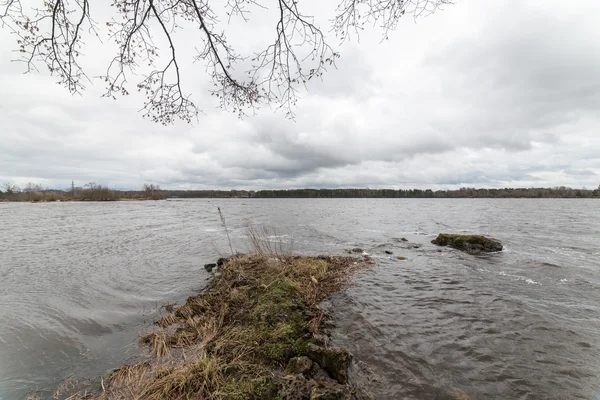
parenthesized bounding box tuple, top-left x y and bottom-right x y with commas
(0, 0, 598, 190)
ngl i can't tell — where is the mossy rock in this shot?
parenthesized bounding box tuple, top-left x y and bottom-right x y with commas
(306, 344, 352, 384)
(285, 356, 314, 376)
(310, 380, 351, 400)
(279, 374, 313, 400)
(431, 234, 502, 254)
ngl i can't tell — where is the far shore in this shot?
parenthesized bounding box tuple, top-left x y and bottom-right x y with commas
(2, 185, 600, 203)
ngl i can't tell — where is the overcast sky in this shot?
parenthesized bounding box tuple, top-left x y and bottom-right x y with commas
(1, 0, 599, 190)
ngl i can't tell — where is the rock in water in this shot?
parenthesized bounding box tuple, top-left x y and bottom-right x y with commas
(431, 233, 502, 254)
(204, 263, 216, 272)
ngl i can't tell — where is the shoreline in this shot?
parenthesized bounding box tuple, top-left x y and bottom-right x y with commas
(0, 198, 165, 203)
(2, 196, 599, 204)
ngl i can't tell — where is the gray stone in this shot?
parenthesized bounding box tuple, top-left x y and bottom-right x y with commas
(309, 364, 332, 381)
(310, 379, 351, 400)
(306, 344, 353, 384)
(204, 263, 216, 272)
(279, 374, 313, 400)
(286, 356, 314, 376)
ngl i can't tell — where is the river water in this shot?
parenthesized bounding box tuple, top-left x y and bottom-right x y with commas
(0, 199, 599, 399)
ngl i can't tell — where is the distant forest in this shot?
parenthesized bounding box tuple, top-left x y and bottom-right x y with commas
(166, 187, 600, 199)
(1, 185, 599, 202)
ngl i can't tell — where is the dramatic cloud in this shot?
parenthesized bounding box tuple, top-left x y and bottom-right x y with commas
(1, 0, 599, 190)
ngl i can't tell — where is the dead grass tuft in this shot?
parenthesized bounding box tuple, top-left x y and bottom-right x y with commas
(109, 362, 151, 385)
(155, 313, 179, 328)
(247, 222, 294, 257)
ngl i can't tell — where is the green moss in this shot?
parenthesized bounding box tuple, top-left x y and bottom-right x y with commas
(222, 377, 280, 400)
(232, 281, 311, 365)
(261, 337, 312, 365)
(433, 234, 488, 246)
(252, 282, 302, 324)
(432, 233, 502, 254)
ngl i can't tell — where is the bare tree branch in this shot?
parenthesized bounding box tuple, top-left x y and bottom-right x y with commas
(333, 0, 453, 42)
(0, 0, 452, 124)
(1, 0, 95, 93)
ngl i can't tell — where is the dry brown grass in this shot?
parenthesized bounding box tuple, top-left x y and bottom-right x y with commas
(86, 253, 372, 400)
(155, 313, 179, 328)
(109, 362, 151, 385)
(246, 222, 295, 257)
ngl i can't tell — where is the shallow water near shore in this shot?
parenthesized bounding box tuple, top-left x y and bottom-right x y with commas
(1, 199, 599, 399)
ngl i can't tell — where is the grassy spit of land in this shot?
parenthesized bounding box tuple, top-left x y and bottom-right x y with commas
(79, 254, 373, 400)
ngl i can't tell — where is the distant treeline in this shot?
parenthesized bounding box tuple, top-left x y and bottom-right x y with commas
(162, 187, 600, 198)
(166, 190, 253, 198)
(2, 185, 599, 202)
(247, 187, 600, 198)
(0, 182, 166, 202)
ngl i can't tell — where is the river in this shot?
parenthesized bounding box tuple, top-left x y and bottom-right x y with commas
(0, 199, 599, 399)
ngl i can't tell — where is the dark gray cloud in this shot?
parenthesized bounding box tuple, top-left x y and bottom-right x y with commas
(0, 0, 599, 190)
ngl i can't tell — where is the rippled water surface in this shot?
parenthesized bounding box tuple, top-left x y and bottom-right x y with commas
(1, 199, 599, 399)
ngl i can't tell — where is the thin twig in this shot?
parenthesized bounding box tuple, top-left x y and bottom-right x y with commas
(218, 207, 234, 257)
